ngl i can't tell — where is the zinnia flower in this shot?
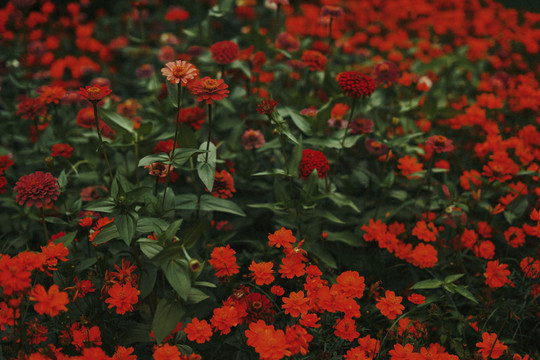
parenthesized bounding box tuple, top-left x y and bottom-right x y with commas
(77, 84, 112, 102)
(184, 318, 213, 344)
(376, 290, 404, 320)
(299, 149, 329, 179)
(51, 143, 73, 158)
(242, 129, 266, 149)
(302, 50, 327, 71)
(16, 97, 47, 120)
(161, 60, 198, 86)
(29, 284, 69, 317)
(210, 40, 239, 64)
(256, 98, 278, 115)
(15, 171, 60, 208)
(337, 71, 376, 98)
(105, 283, 140, 315)
(210, 170, 235, 199)
(373, 61, 399, 86)
(426, 135, 454, 153)
(476, 332, 507, 359)
(190, 77, 229, 104)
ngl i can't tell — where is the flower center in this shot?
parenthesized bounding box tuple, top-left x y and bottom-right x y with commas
(434, 135, 447, 146)
(203, 78, 219, 90)
(172, 66, 188, 78)
(371, 141, 382, 149)
(87, 86, 101, 94)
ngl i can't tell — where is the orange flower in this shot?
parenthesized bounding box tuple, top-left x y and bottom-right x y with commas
(412, 220, 438, 242)
(113, 346, 136, 360)
(407, 293, 425, 305)
(210, 305, 240, 335)
(334, 316, 359, 342)
(484, 260, 511, 289)
(398, 155, 423, 179)
(245, 320, 291, 360)
(40, 242, 69, 271)
(161, 60, 198, 86)
(388, 343, 417, 360)
(190, 77, 229, 104)
(376, 290, 404, 320)
(249, 261, 275, 285)
(29, 284, 69, 317)
(409, 243, 438, 268)
(476, 332, 507, 359)
(105, 282, 140, 314)
(282, 291, 309, 318)
(184, 318, 212, 344)
(268, 227, 296, 249)
(285, 324, 313, 356)
(153, 343, 181, 360)
(208, 245, 239, 278)
(334, 271, 365, 299)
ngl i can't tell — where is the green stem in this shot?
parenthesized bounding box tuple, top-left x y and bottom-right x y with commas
(204, 103, 213, 164)
(162, 83, 183, 207)
(134, 139, 140, 186)
(92, 102, 114, 187)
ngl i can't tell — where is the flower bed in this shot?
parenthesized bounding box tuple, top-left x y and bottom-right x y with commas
(0, 0, 539, 359)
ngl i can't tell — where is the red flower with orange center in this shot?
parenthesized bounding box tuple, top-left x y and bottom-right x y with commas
(184, 318, 213, 343)
(77, 84, 112, 102)
(190, 77, 229, 104)
(282, 291, 310, 318)
(426, 135, 454, 153)
(301, 50, 328, 71)
(249, 261, 275, 285)
(209, 245, 240, 278)
(161, 60, 198, 85)
(376, 290, 404, 320)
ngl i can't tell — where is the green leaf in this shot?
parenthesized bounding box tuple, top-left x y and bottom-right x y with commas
(115, 213, 137, 246)
(453, 285, 479, 304)
(178, 124, 198, 149)
(306, 209, 344, 224)
(230, 60, 252, 80)
(343, 134, 362, 148)
(282, 108, 312, 136)
(411, 279, 443, 290)
(99, 108, 135, 135)
(162, 259, 191, 300)
(137, 238, 163, 259)
(389, 132, 424, 148)
(166, 81, 179, 108)
(152, 298, 185, 344)
(251, 169, 289, 177)
(287, 140, 303, 179)
(181, 218, 205, 248)
(172, 148, 206, 167)
(136, 217, 169, 233)
(84, 198, 116, 213)
(44, 217, 68, 225)
(421, 91, 438, 120)
(303, 137, 342, 149)
(327, 192, 360, 212)
(197, 142, 217, 192)
(53, 231, 77, 246)
(175, 194, 199, 211)
(118, 324, 152, 346)
(92, 223, 120, 245)
(325, 231, 364, 247)
(139, 266, 157, 299)
(187, 288, 210, 304)
(444, 274, 464, 284)
(138, 153, 171, 167)
(125, 187, 152, 205)
(57, 170, 68, 191)
(75, 257, 97, 273)
(200, 195, 246, 216)
(194, 281, 217, 288)
(164, 218, 184, 242)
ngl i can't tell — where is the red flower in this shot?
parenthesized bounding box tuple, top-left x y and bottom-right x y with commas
(37, 85, 66, 104)
(407, 293, 426, 305)
(484, 260, 511, 289)
(242, 129, 266, 149)
(165, 6, 189, 22)
(51, 143, 74, 158)
(29, 284, 69, 317)
(376, 290, 404, 320)
(0, 155, 14, 173)
(184, 318, 213, 344)
(210, 40, 239, 64)
(178, 106, 206, 130)
(476, 332, 507, 359)
(301, 50, 327, 71)
(190, 77, 229, 104)
(373, 61, 400, 86)
(426, 135, 454, 153)
(210, 170, 236, 199)
(249, 261, 275, 285)
(299, 149, 329, 179)
(77, 84, 112, 102)
(337, 71, 376, 98)
(14, 171, 60, 208)
(105, 282, 140, 315)
(209, 245, 239, 278)
(256, 98, 278, 115)
(16, 97, 47, 120)
(153, 343, 181, 360)
(282, 291, 310, 318)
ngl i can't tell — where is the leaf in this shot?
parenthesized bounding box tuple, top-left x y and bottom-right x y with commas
(53, 231, 77, 246)
(137, 239, 163, 259)
(139, 266, 158, 299)
(325, 231, 364, 247)
(136, 217, 169, 233)
(282, 108, 312, 135)
(138, 153, 171, 167)
(172, 148, 206, 167)
(115, 213, 137, 246)
(390, 132, 424, 147)
(194, 281, 217, 288)
(75, 258, 97, 273)
(287, 140, 303, 179)
(162, 259, 191, 300)
(421, 91, 438, 120)
(181, 218, 205, 248)
(230, 60, 252, 80)
(306, 209, 344, 224)
(175, 194, 199, 211)
(444, 274, 464, 284)
(118, 324, 152, 345)
(303, 137, 342, 149)
(84, 198, 116, 213)
(343, 134, 363, 148)
(164, 218, 184, 242)
(57, 170, 68, 191)
(152, 298, 185, 344)
(197, 142, 217, 192)
(187, 288, 210, 304)
(251, 169, 289, 177)
(411, 279, 443, 290)
(327, 192, 360, 212)
(453, 285, 479, 304)
(92, 223, 120, 245)
(99, 108, 135, 135)
(166, 81, 179, 108)
(200, 195, 246, 216)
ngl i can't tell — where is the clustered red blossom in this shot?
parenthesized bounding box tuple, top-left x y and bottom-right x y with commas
(337, 71, 376, 98)
(14, 171, 60, 208)
(241, 129, 266, 150)
(190, 77, 229, 104)
(77, 84, 112, 102)
(299, 149, 330, 179)
(301, 50, 327, 71)
(256, 98, 278, 115)
(210, 40, 239, 65)
(210, 170, 236, 199)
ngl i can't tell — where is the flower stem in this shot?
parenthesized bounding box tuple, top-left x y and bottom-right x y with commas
(162, 83, 183, 207)
(92, 103, 114, 187)
(204, 103, 213, 164)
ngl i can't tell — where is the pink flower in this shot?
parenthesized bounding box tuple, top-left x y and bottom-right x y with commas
(161, 60, 198, 86)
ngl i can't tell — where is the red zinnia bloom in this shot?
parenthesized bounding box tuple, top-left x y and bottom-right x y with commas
(407, 293, 426, 305)
(105, 282, 140, 315)
(268, 227, 296, 249)
(245, 320, 291, 360)
(299, 149, 329, 179)
(242, 129, 266, 150)
(161, 60, 198, 86)
(409, 243, 438, 268)
(376, 290, 404, 320)
(256, 98, 278, 115)
(301, 50, 327, 71)
(16, 97, 47, 120)
(184, 318, 213, 344)
(334, 271, 365, 299)
(334, 317, 359, 342)
(285, 324, 313, 356)
(337, 71, 376, 98)
(178, 106, 206, 130)
(282, 291, 309, 318)
(321, 5, 344, 18)
(29, 284, 69, 317)
(164, 6, 189, 22)
(249, 261, 275, 285)
(51, 143, 74, 158)
(210, 170, 236, 199)
(426, 135, 454, 153)
(0, 176, 7, 194)
(37, 85, 66, 104)
(373, 61, 400, 86)
(209, 245, 239, 278)
(14, 171, 60, 208)
(484, 260, 511, 289)
(113, 346, 137, 360)
(153, 343, 181, 360)
(210, 40, 239, 64)
(190, 77, 229, 104)
(476, 332, 507, 359)
(210, 305, 241, 335)
(0, 155, 14, 173)
(398, 155, 423, 179)
(77, 84, 112, 102)
(520, 257, 540, 279)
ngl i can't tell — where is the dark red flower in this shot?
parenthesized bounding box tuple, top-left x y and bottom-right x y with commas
(256, 99, 278, 115)
(210, 41, 239, 65)
(299, 149, 329, 179)
(14, 171, 60, 208)
(302, 50, 327, 71)
(51, 143, 74, 158)
(153, 139, 179, 154)
(17, 97, 47, 120)
(337, 71, 376, 98)
(426, 135, 454, 153)
(210, 170, 236, 199)
(77, 84, 112, 102)
(190, 77, 229, 104)
(373, 61, 400, 86)
(179, 106, 206, 130)
(0, 176, 7, 194)
(0, 155, 14, 173)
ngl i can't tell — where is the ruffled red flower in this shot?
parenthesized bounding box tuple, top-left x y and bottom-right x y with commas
(178, 106, 206, 130)
(190, 77, 229, 104)
(14, 171, 60, 208)
(299, 149, 329, 179)
(426, 135, 454, 153)
(77, 84, 112, 102)
(51, 143, 74, 158)
(210, 40, 239, 64)
(210, 170, 236, 199)
(302, 50, 327, 71)
(256, 98, 278, 115)
(16, 97, 47, 120)
(337, 71, 376, 98)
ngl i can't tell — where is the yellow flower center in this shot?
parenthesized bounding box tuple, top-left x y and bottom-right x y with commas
(203, 78, 219, 90)
(172, 66, 188, 78)
(434, 135, 447, 146)
(87, 86, 101, 94)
